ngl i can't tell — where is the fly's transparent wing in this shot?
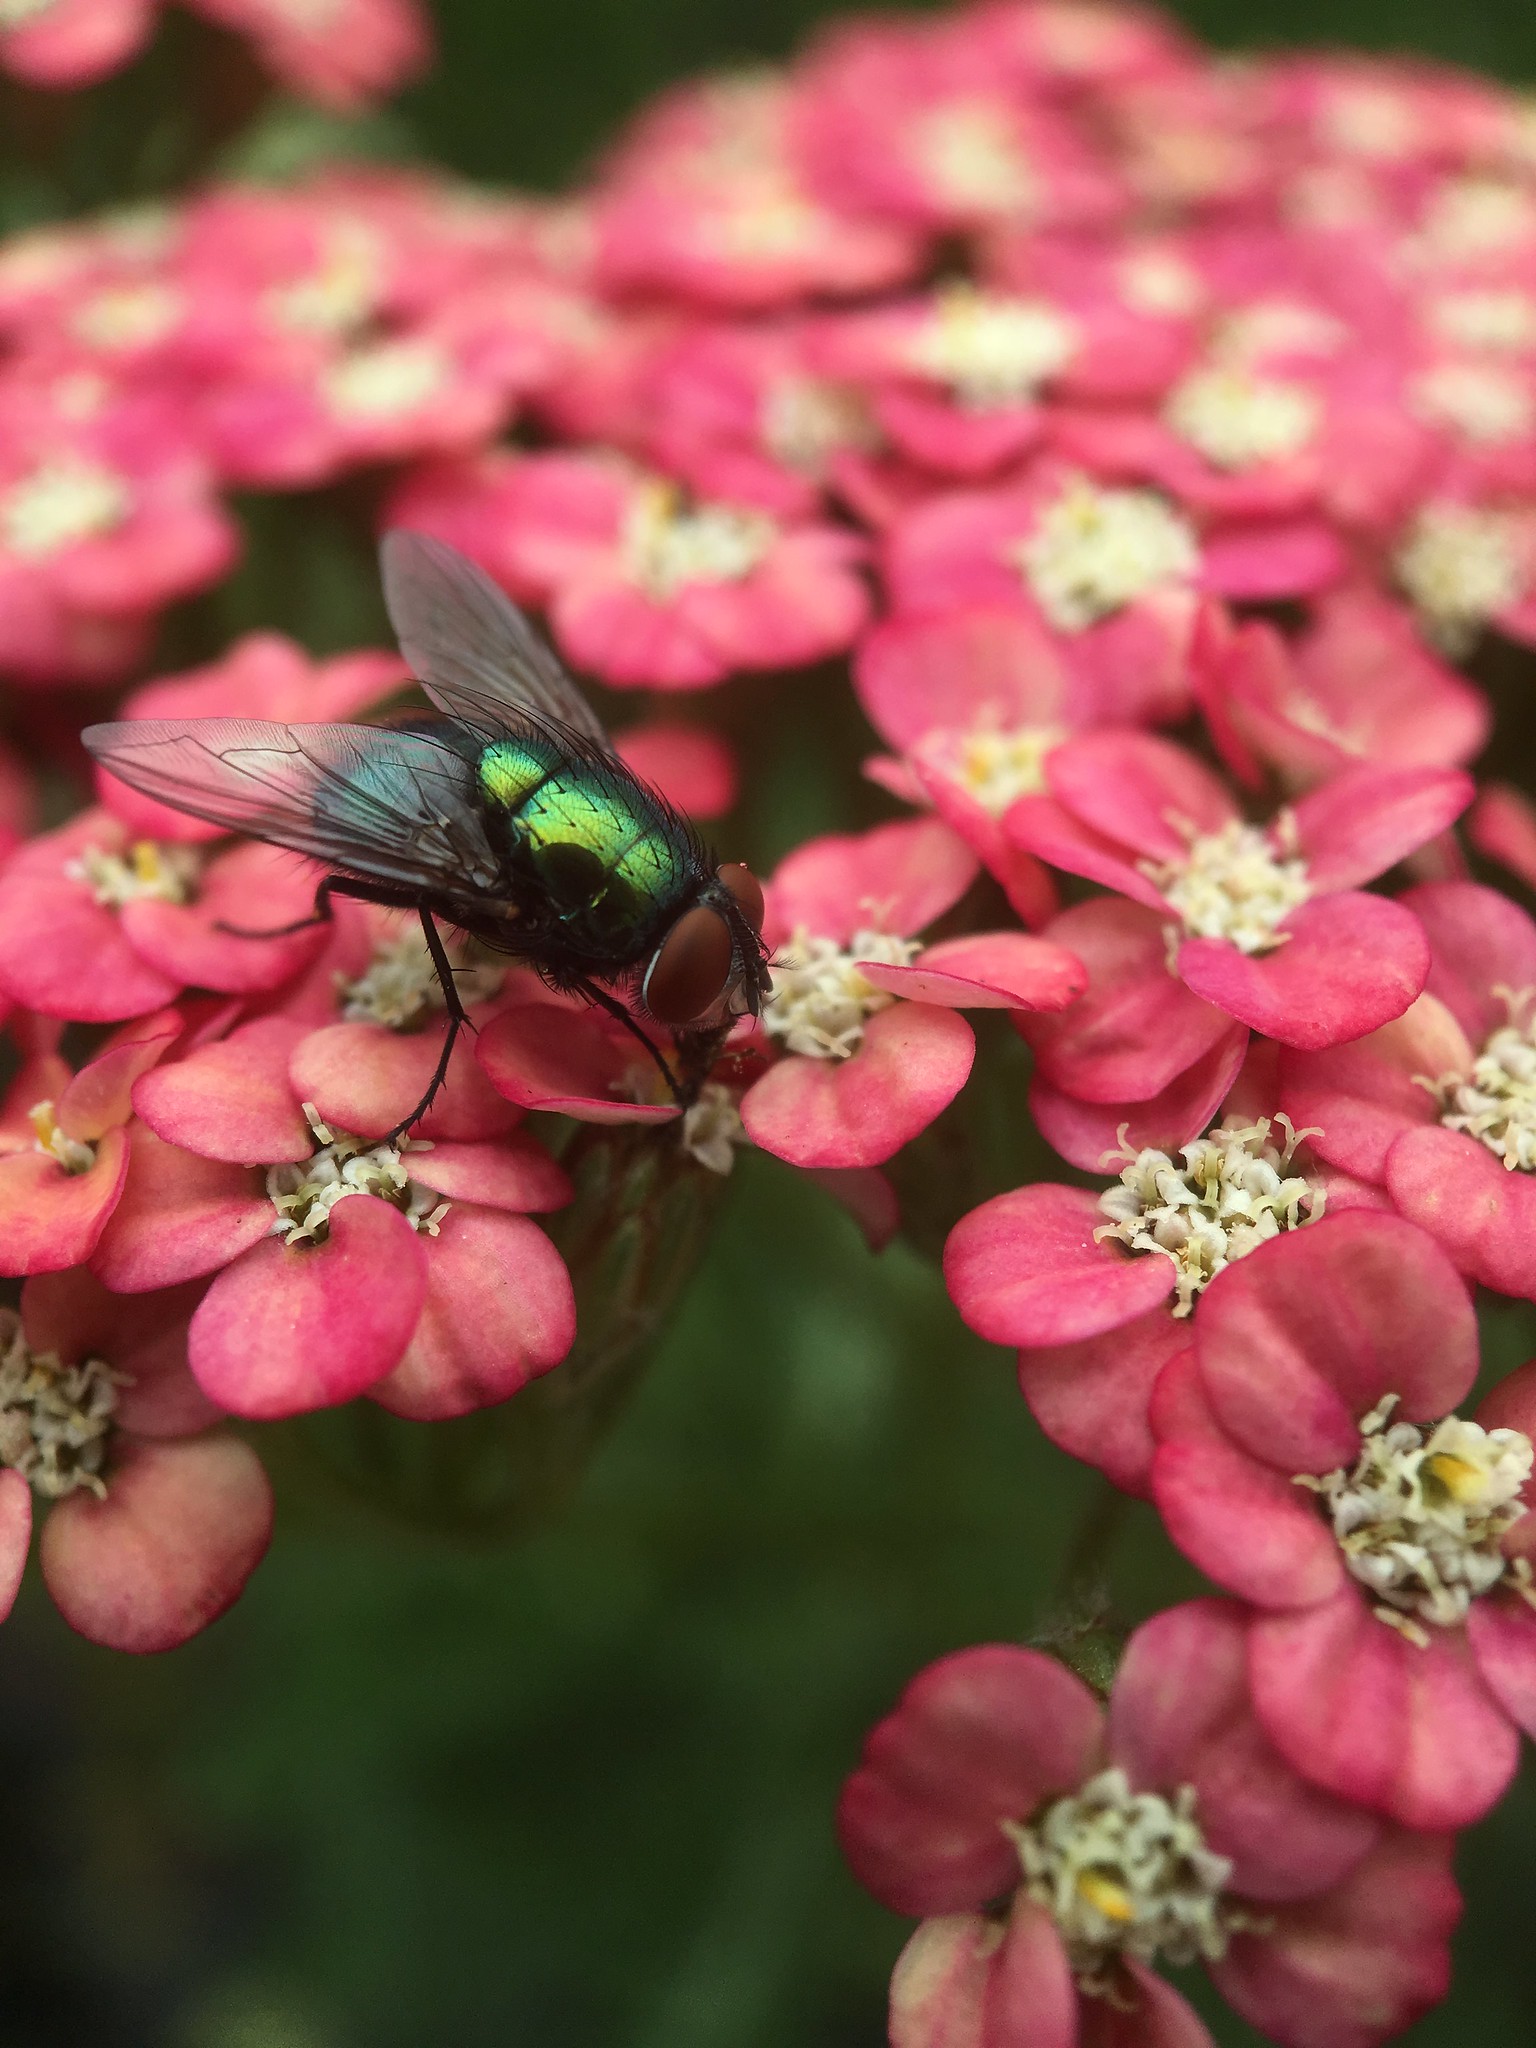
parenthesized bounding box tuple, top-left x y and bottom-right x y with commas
(82, 718, 503, 898)
(380, 529, 609, 749)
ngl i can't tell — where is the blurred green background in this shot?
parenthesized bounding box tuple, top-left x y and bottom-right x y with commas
(7, 3, 1536, 2045)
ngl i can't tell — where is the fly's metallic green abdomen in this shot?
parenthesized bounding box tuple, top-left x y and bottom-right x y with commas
(478, 736, 693, 951)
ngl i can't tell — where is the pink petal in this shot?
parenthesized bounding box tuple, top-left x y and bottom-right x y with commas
(22, 1268, 218, 1438)
(1045, 731, 1236, 860)
(56, 1010, 181, 1142)
(763, 817, 978, 949)
(1110, 1599, 1378, 1903)
(1005, 794, 1171, 911)
(188, 1198, 429, 1418)
(407, 1133, 572, 1213)
(0, 869, 180, 1020)
(1020, 899, 1235, 1103)
(133, 1019, 312, 1164)
(1469, 782, 1536, 895)
(1290, 767, 1474, 891)
(1016, 1308, 1186, 1495)
(613, 720, 737, 819)
(40, 1435, 272, 1653)
(741, 1005, 974, 1169)
(867, 932, 1086, 1012)
(1250, 1593, 1519, 1828)
(1177, 892, 1429, 1051)
(837, 1644, 1103, 1915)
(1385, 1125, 1536, 1299)
(1407, 879, 1536, 1046)
(804, 1165, 900, 1252)
(370, 1207, 575, 1420)
(945, 1183, 1176, 1347)
(289, 1018, 521, 1143)
(1193, 1213, 1478, 1470)
(89, 1123, 269, 1292)
(1149, 1351, 1345, 1607)
(1466, 1595, 1536, 1740)
(0, 1471, 31, 1624)
(1214, 1829, 1459, 2048)
(889, 1902, 1077, 2048)
(853, 605, 1072, 752)
(1277, 996, 1466, 1182)
(1029, 1026, 1247, 1173)
(0, 1125, 129, 1275)
(119, 843, 327, 995)
(476, 1003, 678, 1124)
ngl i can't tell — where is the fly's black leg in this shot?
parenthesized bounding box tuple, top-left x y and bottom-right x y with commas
(574, 979, 684, 1107)
(216, 874, 424, 940)
(379, 907, 469, 1147)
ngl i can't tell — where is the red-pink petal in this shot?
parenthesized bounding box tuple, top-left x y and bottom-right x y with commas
(946, 1184, 1176, 1348)
(853, 605, 1072, 752)
(56, 1010, 181, 1142)
(867, 932, 1086, 1012)
(1385, 1125, 1536, 1299)
(0, 1471, 31, 1623)
(742, 1004, 974, 1169)
(763, 817, 978, 950)
(1250, 1593, 1519, 1828)
(1006, 794, 1171, 911)
(614, 720, 737, 819)
(132, 1019, 311, 1164)
(89, 1123, 268, 1292)
(1177, 893, 1429, 1051)
(370, 1207, 575, 1420)
(1408, 880, 1536, 1045)
(1016, 1310, 1186, 1496)
(0, 1124, 129, 1275)
(1466, 1594, 1536, 1740)
(837, 1644, 1104, 1916)
(1193, 1213, 1478, 1471)
(188, 1199, 429, 1418)
(0, 870, 180, 1020)
(22, 1268, 217, 1438)
(889, 1902, 1077, 2048)
(1278, 996, 1466, 1182)
(476, 1003, 678, 1124)
(407, 1133, 572, 1213)
(1030, 1027, 1247, 1174)
(1045, 731, 1237, 860)
(40, 1434, 272, 1653)
(1291, 768, 1474, 891)
(289, 1019, 522, 1143)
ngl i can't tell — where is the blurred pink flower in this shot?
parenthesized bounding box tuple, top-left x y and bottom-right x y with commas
(186, 0, 431, 111)
(0, 0, 153, 89)
(1151, 1210, 1536, 1828)
(838, 1597, 1457, 2048)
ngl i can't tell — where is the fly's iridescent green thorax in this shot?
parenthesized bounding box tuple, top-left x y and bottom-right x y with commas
(477, 735, 695, 951)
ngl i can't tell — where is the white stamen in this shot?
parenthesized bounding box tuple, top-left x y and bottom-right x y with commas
(1431, 1011, 1536, 1170)
(1395, 503, 1524, 653)
(1165, 365, 1321, 470)
(917, 100, 1037, 215)
(761, 377, 875, 474)
(0, 0, 59, 25)
(323, 339, 447, 421)
(66, 838, 200, 909)
(622, 483, 775, 601)
(1096, 1114, 1325, 1317)
(680, 1081, 749, 1176)
(941, 723, 1066, 817)
(1413, 361, 1536, 446)
(339, 929, 504, 1033)
(1018, 477, 1199, 632)
(1147, 815, 1310, 954)
(28, 1100, 96, 1176)
(0, 1308, 125, 1501)
(0, 457, 130, 560)
(904, 287, 1078, 411)
(761, 926, 919, 1060)
(1299, 1394, 1534, 1640)
(1419, 178, 1536, 262)
(266, 1104, 448, 1247)
(1007, 1768, 1235, 1992)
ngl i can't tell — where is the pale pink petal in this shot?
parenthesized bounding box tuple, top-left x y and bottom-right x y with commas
(289, 1019, 522, 1143)
(132, 1020, 311, 1164)
(889, 1902, 1077, 2048)
(1030, 1027, 1247, 1173)
(742, 1005, 974, 1169)
(1385, 1125, 1536, 1299)
(866, 932, 1086, 1011)
(945, 1184, 1176, 1347)
(1016, 1309, 1186, 1494)
(1201, 518, 1345, 601)
(120, 844, 327, 995)
(1469, 783, 1536, 896)
(89, 1124, 268, 1292)
(614, 721, 737, 819)
(56, 1010, 181, 1142)
(1006, 795, 1171, 911)
(0, 1125, 129, 1275)
(1250, 1593, 1519, 1828)
(40, 1435, 272, 1654)
(1278, 997, 1467, 1182)
(764, 817, 978, 949)
(1290, 768, 1474, 890)
(406, 1134, 572, 1213)
(853, 606, 1072, 752)
(1408, 880, 1536, 1046)
(0, 1472, 31, 1623)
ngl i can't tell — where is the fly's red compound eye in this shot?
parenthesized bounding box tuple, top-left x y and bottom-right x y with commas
(643, 904, 736, 1025)
(716, 862, 764, 931)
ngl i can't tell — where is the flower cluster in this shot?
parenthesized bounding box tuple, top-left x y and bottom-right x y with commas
(4, 1, 1536, 2040)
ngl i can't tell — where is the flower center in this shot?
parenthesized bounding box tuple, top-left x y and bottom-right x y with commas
(904, 287, 1078, 411)
(339, 929, 504, 1033)
(1429, 289, 1536, 353)
(1146, 816, 1310, 954)
(622, 483, 776, 601)
(680, 1081, 750, 1176)
(1017, 477, 1200, 631)
(1164, 366, 1322, 470)
(0, 1308, 124, 1501)
(705, 182, 823, 260)
(266, 1105, 449, 1248)
(1006, 1768, 1235, 1993)
(1394, 504, 1523, 652)
(0, 0, 59, 26)
(917, 100, 1038, 215)
(1096, 1114, 1325, 1317)
(66, 837, 200, 909)
(322, 340, 447, 421)
(71, 282, 182, 352)
(1298, 1394, 1535, 1644)
(266, 230, 381, 337)
(29, 1100, 96, 1176)
(761, 926, 919, 1060)
(1420, 177, 1535, 261)
(761, 377, 875, 474)
(946, 722, 1067, 816)
(1432, 1012, 1536, 1170)
(1412, 362, 1536, 446)
(1116, 249, 1203, 318)
(0, 457, 130, 560)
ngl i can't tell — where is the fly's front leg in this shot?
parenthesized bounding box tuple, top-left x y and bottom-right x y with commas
(574, 979, 684, 1107)
(380, 908, 471, 1146)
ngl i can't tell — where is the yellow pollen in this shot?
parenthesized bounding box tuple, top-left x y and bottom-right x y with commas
(1076, 1871, 1136, 1923)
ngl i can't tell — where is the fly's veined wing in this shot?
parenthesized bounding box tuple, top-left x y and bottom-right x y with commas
(82, 718, 504, 899)
(380, 529, 610, 750)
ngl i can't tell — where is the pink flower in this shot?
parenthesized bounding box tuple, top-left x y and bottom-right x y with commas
(1281, 882, 1536, 1302)
(882, 463, 1204, 720)
(1468, 781, 1536, 893)
(0, 0, 153, 89)
(481, 451, 873, 690)
(0, 1009, 178, 1276)
(185, 0, 431, 111)
(89, 1017, 574, 1422)
(838, 1597, 1457, 2048)
(1195, 588, 1491, 792)
(1007, 731, 1469, 1049)
(1391, 495, 1536, 657)
(740, 817, 1086, 1170)
(613, 719, 737, 821)
(0, 1268, 271, 1654)
(0, 808, 327, 1021)
(1150, 1210, 1536, 1828)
